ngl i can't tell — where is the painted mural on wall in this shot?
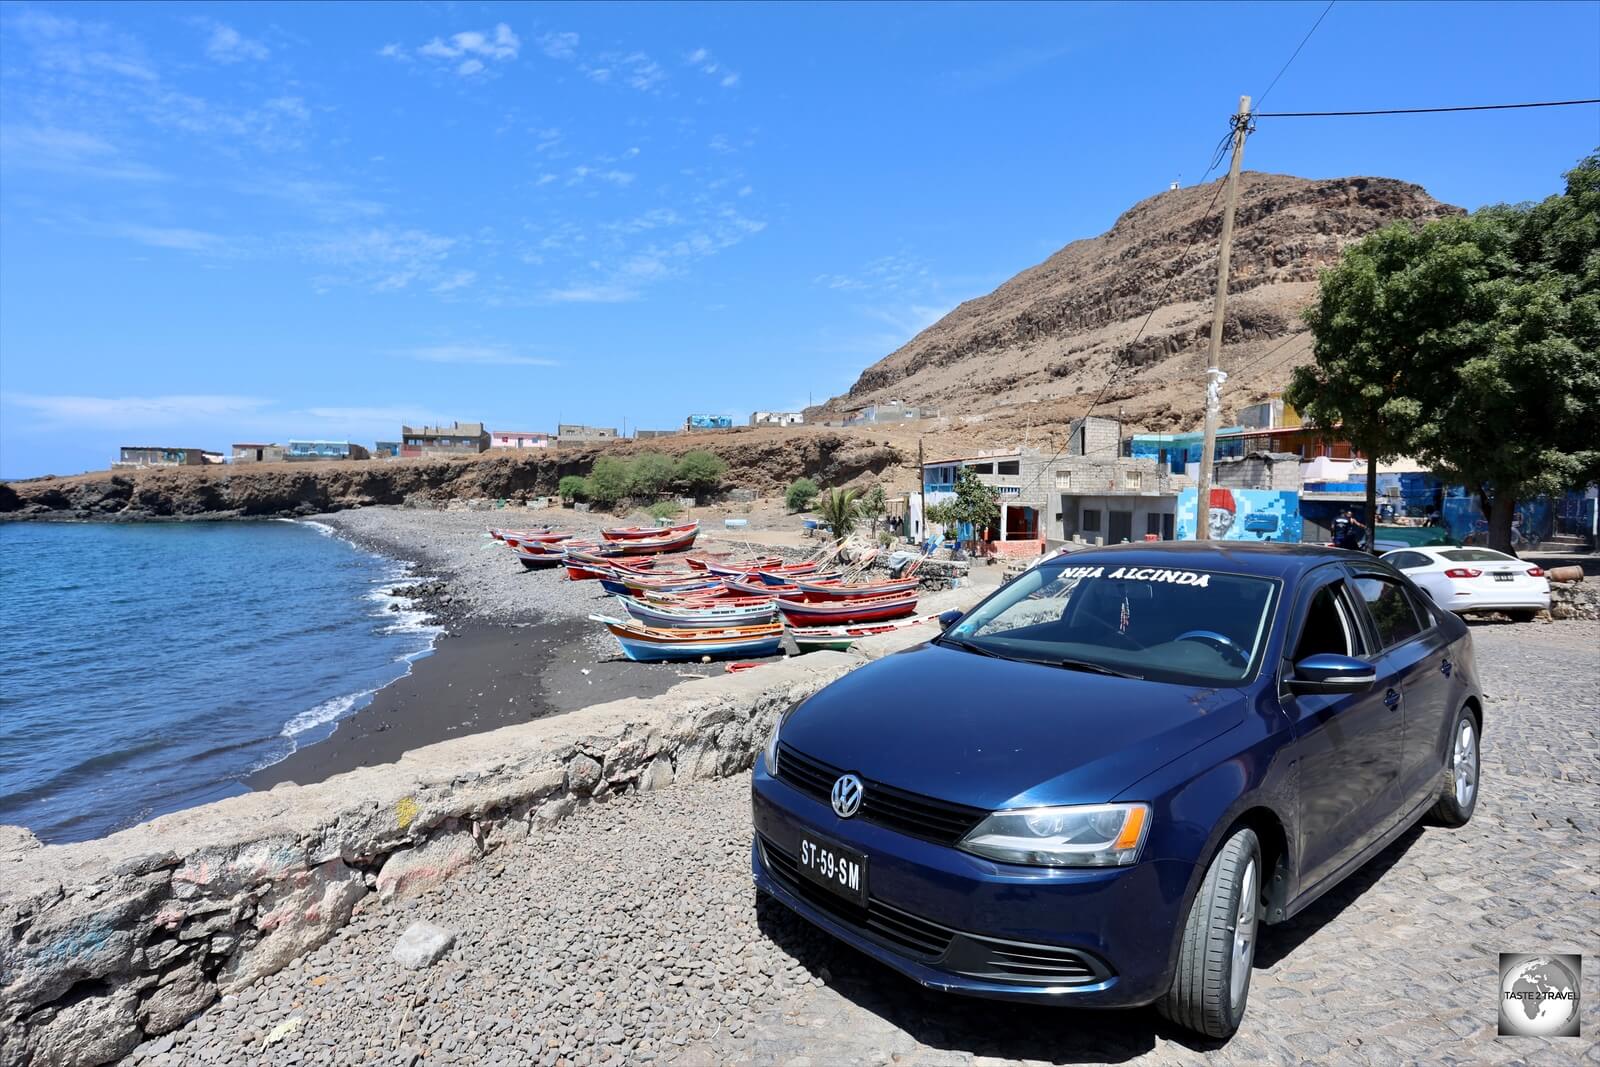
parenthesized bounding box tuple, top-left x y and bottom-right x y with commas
(1176, 488, 1303, 543)
(1441, 493, 1554, 549)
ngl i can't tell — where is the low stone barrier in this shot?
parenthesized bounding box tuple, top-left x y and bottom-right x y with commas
(0, 628, 934, 1067)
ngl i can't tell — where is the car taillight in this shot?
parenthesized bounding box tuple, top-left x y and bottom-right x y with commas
(1526, 567, 1545, 577)
(1443, 568, 1481, 579)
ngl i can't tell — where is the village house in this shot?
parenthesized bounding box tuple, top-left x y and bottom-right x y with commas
(489, 430, 551, 450)
(633, 429, 680, 439)
(285, 440, 370, 461)
(372, 441, 401, 458)
(557, 424, 619, 445)
(113, 446, 208, 469)
(750, 411, 805, 427)
(231, 443, 286, 464)
(400, 422, 490, 458)
(685, 414, 733, 431)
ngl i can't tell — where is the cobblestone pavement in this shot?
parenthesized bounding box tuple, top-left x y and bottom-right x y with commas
(137, 619, 1598, 1067)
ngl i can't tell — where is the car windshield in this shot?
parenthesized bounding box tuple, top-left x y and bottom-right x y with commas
(1439, 548, 1514, 563)
(943, 559, 1279, 685)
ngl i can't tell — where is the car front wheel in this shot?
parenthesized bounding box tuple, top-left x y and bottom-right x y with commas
(1158, 827, 1261, 1039)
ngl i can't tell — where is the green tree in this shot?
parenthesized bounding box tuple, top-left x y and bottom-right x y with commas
(1286, 152, 1600, 553)
(949, 466, 1000, 547)
(557, 475, 588, 503)
(860, 484, 887, 533)
(815, 487, 861, 540)
(647, 499, 681, 521)
(785, 477, 820, 512)
(585, 456, 632, 508)
(627, 452, 676, 498)
(675, 450, 727, 500)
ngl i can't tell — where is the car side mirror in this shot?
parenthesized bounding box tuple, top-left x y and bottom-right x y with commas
(938, 609, 962, 631)
(1288, 653, 1377, 694)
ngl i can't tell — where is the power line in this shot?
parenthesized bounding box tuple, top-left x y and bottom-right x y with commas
(1255, 1, 1337, 110)
(1257, 98, 1599, 118)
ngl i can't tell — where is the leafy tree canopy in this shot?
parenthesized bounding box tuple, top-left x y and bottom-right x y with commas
(557, 475, 588, 502)
(627, 452, 677, 497)
(674, 450, 727, 491)
(585, 456, 632, 506)
(785, 477, 819, 512)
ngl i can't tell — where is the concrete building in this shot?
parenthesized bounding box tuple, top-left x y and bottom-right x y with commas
(286, 440, 370, 461)
(750, 411, 805, 427)
(685, 414, 734, 431)
(633, 429, 680, 440)
(1238, 397, 1287, 430)
(1213, 451, 1304, 493)
(489, 430, 551, 450)
(921, 448, 1045, 554)
(557, 424, 619, 445)
(400, 422, 489, 458)
(1067, 415, 1123, 458)
(1047, 454, 1187, 545)
(232, 443, 286, 464)
(373, 441, 401, 458)
(113, 446, 207, 469)
(842, 399, 933, 426)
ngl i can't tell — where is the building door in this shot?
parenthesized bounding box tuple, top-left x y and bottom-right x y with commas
(1162, 513, 1175, 540)
(1108, 510, 1133, 545)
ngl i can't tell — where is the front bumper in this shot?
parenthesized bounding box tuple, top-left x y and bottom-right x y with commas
(750, 759, 1192, 1007)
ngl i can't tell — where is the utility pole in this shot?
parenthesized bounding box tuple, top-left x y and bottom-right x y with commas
(1194, 95, 1252, 540)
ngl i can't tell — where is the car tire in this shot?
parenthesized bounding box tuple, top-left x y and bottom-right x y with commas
(1429, 706, 1480, 827)
(1158, 827, 1261, 1039)
(1507, 608, 1538, 622)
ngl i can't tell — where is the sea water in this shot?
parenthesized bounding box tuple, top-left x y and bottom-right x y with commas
(0, 520, 437, 843)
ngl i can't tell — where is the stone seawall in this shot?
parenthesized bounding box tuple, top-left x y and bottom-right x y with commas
(0, 630, 932, 1067)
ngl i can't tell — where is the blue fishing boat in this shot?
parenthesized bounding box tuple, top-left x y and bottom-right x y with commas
(588, 615, 784, 663)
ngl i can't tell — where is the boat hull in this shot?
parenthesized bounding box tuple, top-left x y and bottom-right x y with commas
(786, 576, 918, 600)
(776, 594, 918, 625)
(589, 615, 783, 662)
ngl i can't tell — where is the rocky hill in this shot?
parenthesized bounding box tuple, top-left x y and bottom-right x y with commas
(819, 172, 1462, 436)
(0, 428, 904, 520)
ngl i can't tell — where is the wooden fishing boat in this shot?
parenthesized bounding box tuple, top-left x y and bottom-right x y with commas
(753, 568, 841, 587)
(600, 520, 700, 542)
(786, 574, 919, 601)
(602, 527, 699, 556)
(489, 525, 557, 541)
(642, 590, 774, 608)
(503, 531, 573, 549)
(614, 594, 779, 629)
(697, 555, 787, 576)
(514, 541, 567, 568)
(599, 572, 724, 597)
(723, 575, 795, 597)
(788, 617, 929, 653)
(776, 591, 919, 625)
(588, 614, 783, 662)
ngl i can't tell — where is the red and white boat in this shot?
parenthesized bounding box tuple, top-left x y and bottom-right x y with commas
(601, 520, 700, 542)
(601, 527, 699, 556)
(777, 591, 919, 625)
(514, 541, 567, 568)
(786, 574, 919, 601)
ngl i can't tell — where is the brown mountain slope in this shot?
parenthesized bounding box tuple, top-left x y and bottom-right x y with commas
(819, 172, 1462, 437)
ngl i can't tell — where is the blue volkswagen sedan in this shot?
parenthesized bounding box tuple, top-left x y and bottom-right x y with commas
(751, 543, 1483, 1038)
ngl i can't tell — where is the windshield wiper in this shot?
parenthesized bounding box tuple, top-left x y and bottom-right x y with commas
(1054, 658, 1144, 680)
(938, 636, 1002, 659)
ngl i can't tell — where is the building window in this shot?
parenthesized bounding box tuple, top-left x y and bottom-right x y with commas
(998, 460, 1020, 476)
(1125, 471, 1142, 490)
(1082, 509, 1102, 532)
(1055, 470, 1072, 489)
(970, 462, 993, 474)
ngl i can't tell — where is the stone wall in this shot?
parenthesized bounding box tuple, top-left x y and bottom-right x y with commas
(0, 629, 937, 1067)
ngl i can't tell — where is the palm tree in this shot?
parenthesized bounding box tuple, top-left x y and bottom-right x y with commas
(816, 487, 862, 540)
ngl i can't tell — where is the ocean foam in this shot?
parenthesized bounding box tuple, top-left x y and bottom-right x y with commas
(281, 689, 372, 737)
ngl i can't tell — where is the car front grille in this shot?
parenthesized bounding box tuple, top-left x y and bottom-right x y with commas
(775, 742, 987, 846)
(757, 835, 953, 959)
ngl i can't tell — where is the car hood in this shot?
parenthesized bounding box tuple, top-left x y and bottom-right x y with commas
(780, 642, 1246, 810)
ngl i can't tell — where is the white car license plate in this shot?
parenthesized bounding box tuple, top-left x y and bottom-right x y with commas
(796, 831, 868, 906)
(1494, 572, 1514, 582)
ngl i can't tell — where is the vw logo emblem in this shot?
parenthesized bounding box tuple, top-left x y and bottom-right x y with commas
(831, 774, 864, 818)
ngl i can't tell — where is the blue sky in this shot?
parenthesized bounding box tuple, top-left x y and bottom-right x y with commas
(1, 1, 1596, 478)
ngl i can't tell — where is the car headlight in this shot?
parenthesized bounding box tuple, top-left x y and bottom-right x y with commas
(761, 714, 783, 774)
(959, 803, 1151, 867)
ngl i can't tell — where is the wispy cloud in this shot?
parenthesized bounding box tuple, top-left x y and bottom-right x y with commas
(538, 32, 579, 60)
(404, 344, 557, 366)
(543, 284, 638, 304)
(382, 23, 520, 77)
(103, 223, 227, 252)
(585, 51, 666, 92)
(0, 125, 167, 182)
(303, 227, 458, 291)
(685, 46, 739, 88)
(2, 392, 270, 426)
(198, 20, 269, 64)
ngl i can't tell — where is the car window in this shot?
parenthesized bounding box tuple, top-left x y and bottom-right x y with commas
(1385, 551, 1428, 571)
(1292, 582, 1361, 661)
(1351, 575, 1426, 649)
(1440, 548, 1513, 563)
(947, 560, 1279, 685)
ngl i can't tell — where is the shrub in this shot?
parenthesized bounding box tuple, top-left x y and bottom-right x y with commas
(585, 456, 631, 507)
(785, 477, 820, 512)
(675, 450, 727, 495)
(647, 500, 682, 521)
(628, 453, 677, 498)
(557, 475, 588, 503)
(816, 487, 862, 540)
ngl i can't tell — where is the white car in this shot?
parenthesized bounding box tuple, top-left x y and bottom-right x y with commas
(1381, 546, 1551, 620)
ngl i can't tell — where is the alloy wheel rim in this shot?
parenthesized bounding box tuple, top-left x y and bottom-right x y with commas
(1230, 858, 1258, 1010)
(1454, 720, 1477, 807)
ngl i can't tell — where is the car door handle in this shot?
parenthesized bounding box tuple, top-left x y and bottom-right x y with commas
(1440, 657, 1453, 678)
(1384, 688, 1402, 710)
